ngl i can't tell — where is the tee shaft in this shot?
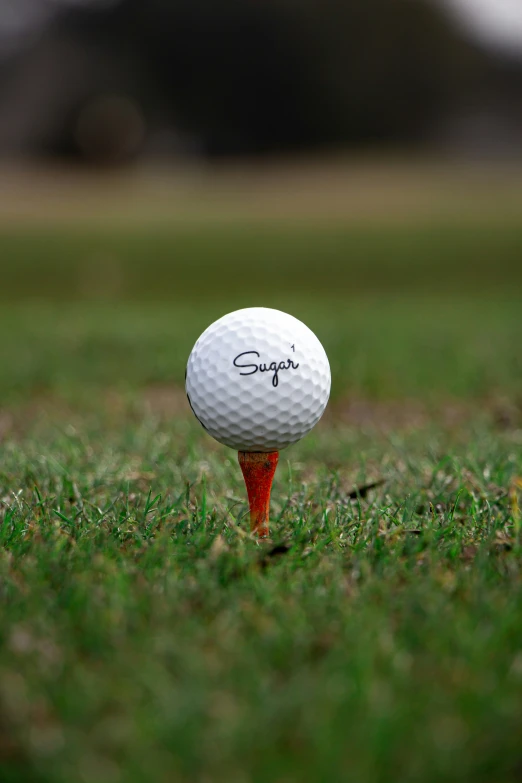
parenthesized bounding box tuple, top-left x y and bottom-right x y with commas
(238, 451, 279, 537)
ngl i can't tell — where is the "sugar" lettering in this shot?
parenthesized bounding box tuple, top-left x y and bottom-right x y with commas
(233, 351, 300, 388)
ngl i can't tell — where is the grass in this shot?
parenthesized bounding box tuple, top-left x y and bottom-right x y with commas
(0, 165, 522, 782)
(0, 221, 521, 302)
(1, 411, 522, 783)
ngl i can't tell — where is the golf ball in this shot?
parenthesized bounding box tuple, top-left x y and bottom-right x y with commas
(186, 307, 331, 452)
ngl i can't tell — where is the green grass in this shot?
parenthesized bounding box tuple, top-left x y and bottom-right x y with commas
(0, 222, 521, 302)
(0, 215, 521, 782)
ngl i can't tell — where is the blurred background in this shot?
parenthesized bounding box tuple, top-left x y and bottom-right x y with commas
(0, 0, 521, 162)
(0, 0, 520, 403)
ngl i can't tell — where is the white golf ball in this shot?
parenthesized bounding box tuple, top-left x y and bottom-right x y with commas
(186, 307, 331, 452)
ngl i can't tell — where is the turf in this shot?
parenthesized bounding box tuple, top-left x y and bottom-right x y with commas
(0, 201, 521, 782)
(0, 221, 521, 302)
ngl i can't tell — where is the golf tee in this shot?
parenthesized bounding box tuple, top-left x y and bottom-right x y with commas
(238, 451, 279, 537)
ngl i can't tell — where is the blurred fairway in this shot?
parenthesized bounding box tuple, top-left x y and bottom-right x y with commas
(0, 163, 521, 783)
(1, 221, 522, 302)
(0, 221, 520, 404)
(0, 161, 521, 402)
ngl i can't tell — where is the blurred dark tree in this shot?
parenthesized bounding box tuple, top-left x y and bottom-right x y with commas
(2, 0, 520, 159)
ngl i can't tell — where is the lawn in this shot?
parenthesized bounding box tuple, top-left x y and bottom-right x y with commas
(0, 165, 521, 782)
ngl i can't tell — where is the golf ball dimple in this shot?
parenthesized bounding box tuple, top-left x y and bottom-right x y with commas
(186, 307, 331, 452)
